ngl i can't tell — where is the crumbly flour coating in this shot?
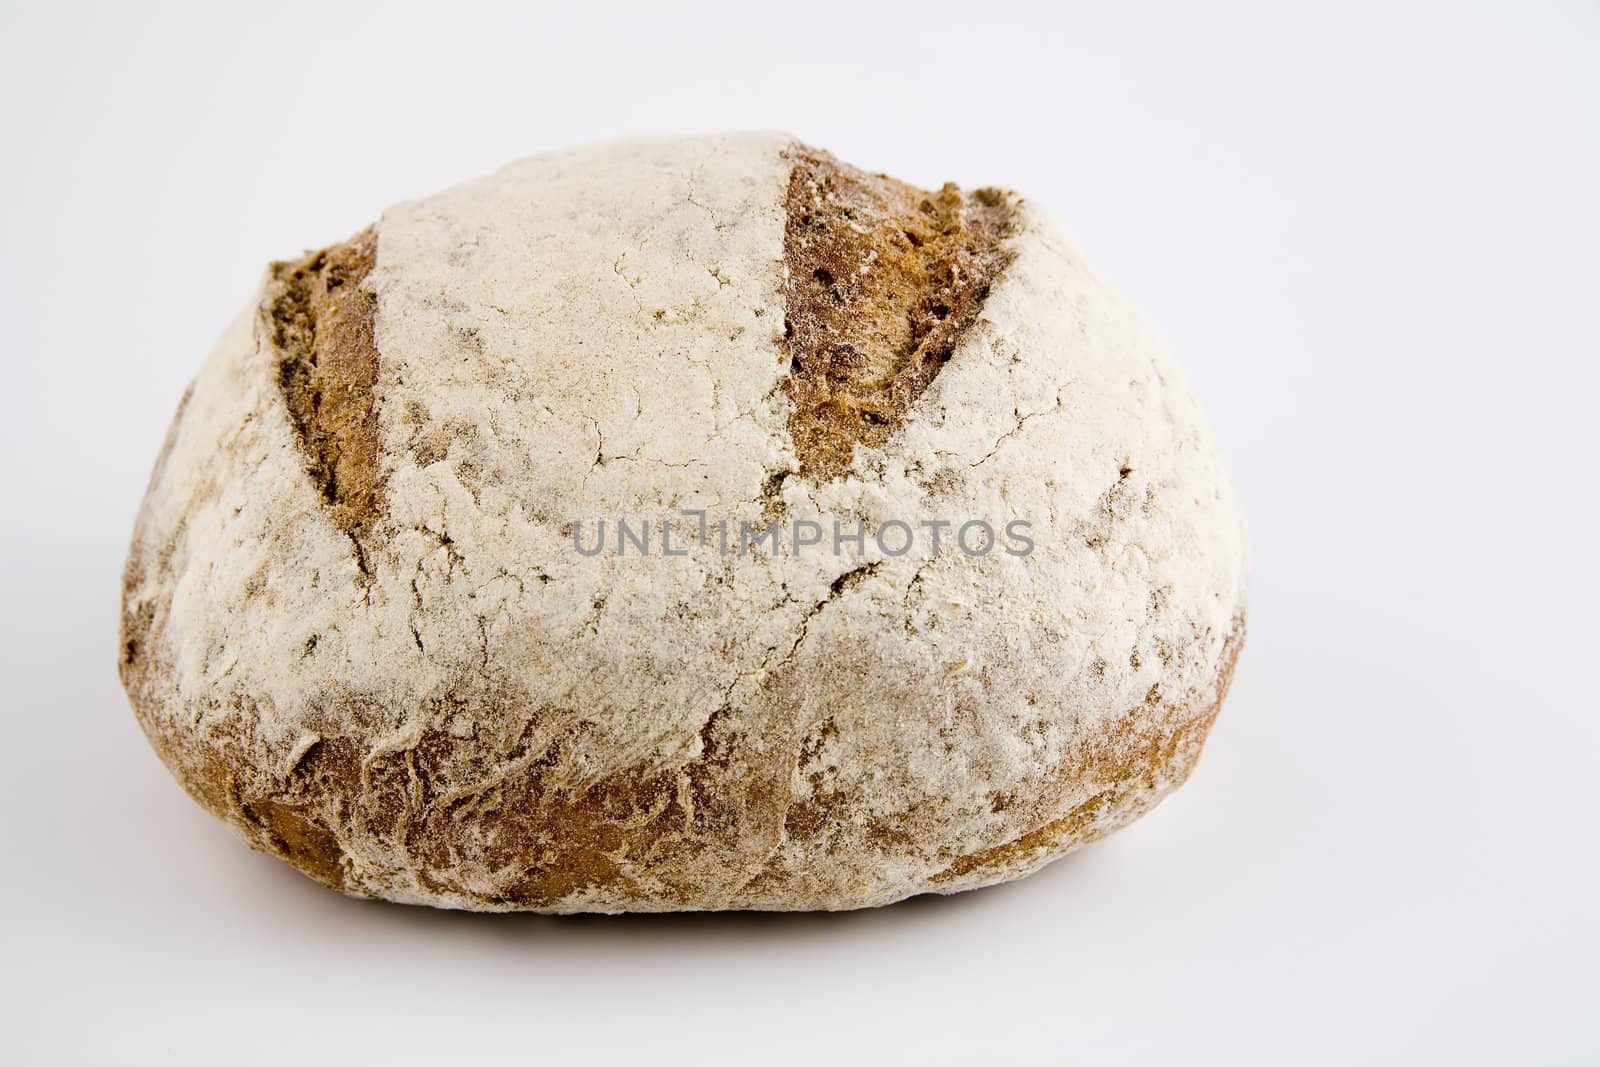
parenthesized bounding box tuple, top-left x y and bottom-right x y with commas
(120, 132, 1247, 912)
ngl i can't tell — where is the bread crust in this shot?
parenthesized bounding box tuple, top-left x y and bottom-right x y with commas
(120, 133, 1248, 911)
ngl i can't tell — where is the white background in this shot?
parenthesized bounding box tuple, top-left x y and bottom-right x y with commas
(2, 1, 1596, 1063)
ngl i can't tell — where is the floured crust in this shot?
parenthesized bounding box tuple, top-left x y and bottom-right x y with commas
(120, 132, 1249, 912)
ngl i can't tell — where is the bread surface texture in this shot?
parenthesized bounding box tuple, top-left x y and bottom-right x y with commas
(120, 132, 1248, 912)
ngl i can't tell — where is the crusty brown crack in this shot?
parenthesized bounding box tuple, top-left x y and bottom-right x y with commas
(781, 146, 1016, 483)
(267, 228, 383, 546)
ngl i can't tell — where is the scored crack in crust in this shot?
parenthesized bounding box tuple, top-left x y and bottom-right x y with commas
(267, 227, 383, 557)
(781, 145, 1017, 484)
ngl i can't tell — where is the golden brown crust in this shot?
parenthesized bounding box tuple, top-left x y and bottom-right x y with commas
(117, 684, 787, 908)
(120, 597, 1243, 908)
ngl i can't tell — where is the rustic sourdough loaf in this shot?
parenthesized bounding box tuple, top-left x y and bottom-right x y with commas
(120, 132, 1247, 912)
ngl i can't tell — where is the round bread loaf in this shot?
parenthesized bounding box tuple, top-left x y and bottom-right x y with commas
(120, 132, 1247, 912)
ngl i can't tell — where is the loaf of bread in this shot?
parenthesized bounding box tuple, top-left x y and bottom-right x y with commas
(120, 132, 1247, 912)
